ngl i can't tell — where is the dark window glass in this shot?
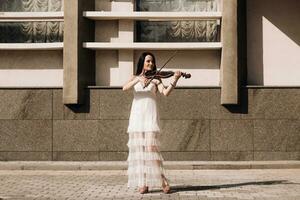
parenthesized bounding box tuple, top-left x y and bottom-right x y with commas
(0, 0, 63, 43)
(0, 0, 63, 12)
(135, 0, 220, 42)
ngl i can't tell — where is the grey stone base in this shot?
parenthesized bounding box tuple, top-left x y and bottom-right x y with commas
(0, 88, 299, 161)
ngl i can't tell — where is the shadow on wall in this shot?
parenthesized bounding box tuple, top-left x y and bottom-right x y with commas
(95, 0, 112, 11)
(247, 0, 300, 85)
(66, 89, 91, 113)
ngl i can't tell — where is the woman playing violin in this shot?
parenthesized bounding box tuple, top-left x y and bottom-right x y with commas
(123, 52, 182, 194)
(123, 52, 182, 95)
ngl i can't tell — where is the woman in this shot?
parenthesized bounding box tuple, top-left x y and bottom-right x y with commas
(123, 52, 181, 194)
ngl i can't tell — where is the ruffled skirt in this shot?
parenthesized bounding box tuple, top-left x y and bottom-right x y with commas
(127, 131, 166, 188)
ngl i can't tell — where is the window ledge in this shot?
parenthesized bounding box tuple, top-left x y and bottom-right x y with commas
(245, 85, 300, 89)
(0, 43, 63, 50)
(83, 42, 222, 50)
(0, 11, 64, 22)
(83, 11, 222, 20)
(87, 86, 221, 89)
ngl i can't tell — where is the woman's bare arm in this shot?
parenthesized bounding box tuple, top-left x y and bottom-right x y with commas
(122, 75, 139, 91)
(155, 71, 181, 96)
(156, 77, 179, 96)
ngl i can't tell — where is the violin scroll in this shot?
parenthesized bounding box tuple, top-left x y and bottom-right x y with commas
(181, 72, 191, 79)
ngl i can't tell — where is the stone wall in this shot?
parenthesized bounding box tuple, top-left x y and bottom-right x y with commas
(0, 88, 299, 161)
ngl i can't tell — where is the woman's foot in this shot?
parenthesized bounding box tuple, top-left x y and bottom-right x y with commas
(138, 186, 149, 194)
(162, 177, 171, 194)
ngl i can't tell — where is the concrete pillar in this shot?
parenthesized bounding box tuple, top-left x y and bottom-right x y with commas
(220, 0, 238, 105)
(63, 0, 95, 104)
(114, 1, 134, 86)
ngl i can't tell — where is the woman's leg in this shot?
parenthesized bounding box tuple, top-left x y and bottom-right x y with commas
(127, 132, 148, 192)
(128, 131, 167, 191)
(144, 132, 167, 189)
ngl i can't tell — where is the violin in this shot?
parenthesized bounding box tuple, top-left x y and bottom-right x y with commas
(142, 51, 191, 88)
(144, 70, 191, 79)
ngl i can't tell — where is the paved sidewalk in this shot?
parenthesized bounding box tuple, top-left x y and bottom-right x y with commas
(0, 169, 299, 200)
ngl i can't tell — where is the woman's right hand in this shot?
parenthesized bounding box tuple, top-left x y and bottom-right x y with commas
(140, 76, 150, 86)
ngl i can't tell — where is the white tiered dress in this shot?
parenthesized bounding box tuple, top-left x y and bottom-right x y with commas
(127, 80, 166, 189)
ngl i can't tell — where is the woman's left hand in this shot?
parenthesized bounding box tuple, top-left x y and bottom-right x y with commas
(174, 71, 181, 80)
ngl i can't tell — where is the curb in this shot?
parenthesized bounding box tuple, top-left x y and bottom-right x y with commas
(0, 161, 299, 170)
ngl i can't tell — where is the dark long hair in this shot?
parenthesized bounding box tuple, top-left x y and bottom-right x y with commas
(135, 52, 157, 75)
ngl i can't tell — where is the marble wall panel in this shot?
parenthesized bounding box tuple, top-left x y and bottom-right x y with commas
(210, 120, 253, 151)
(252, 89, 300, 119)
(158, 89, 210, 120)
(0, 120, 52, 151)
(0, 90, 52, 119)
(159, 120, 210, 152)
(98, 120, 129, 151)
(99, 90, 133, 119)
(53, 120, 99, 151)
(287, 121, 300, 151)
(253, 120, 298, 151)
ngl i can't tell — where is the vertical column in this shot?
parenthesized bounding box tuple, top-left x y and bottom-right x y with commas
(118, 20, 134, 85)
(220, 0, 238, 105)
(63, 0, 95, 104)
(112, 0, 134, 86)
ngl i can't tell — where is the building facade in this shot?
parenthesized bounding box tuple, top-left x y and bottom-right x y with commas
(0, 0, 299, 161)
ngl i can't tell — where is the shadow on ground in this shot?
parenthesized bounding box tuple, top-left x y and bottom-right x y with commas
(150, 180, 296, 194)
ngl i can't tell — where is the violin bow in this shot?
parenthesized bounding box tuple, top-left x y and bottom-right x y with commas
(143, 50, 178, 88)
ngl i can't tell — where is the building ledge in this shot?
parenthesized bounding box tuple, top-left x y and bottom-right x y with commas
(0, 11, 64, 22)
(87, 86, 221, 89)
(0, 43, 63, 50)
(245, 85, 300, 89)
(83, 42, 222, 50)
(83, 11, 222, 20)
(0, 161, 299, 170)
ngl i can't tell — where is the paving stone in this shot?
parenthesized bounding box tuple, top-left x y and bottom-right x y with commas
(0, 169, 299, 200)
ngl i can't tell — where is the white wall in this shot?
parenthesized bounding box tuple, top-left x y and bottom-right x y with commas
(247, 0, 300, 86)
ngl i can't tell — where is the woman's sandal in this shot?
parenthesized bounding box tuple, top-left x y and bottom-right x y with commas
(139, 186, 149, 194)
(162, 178, 171, 194)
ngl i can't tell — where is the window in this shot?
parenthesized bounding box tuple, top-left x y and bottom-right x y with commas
(0, 0, 64, 43)
(135, 0, 220, 42)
